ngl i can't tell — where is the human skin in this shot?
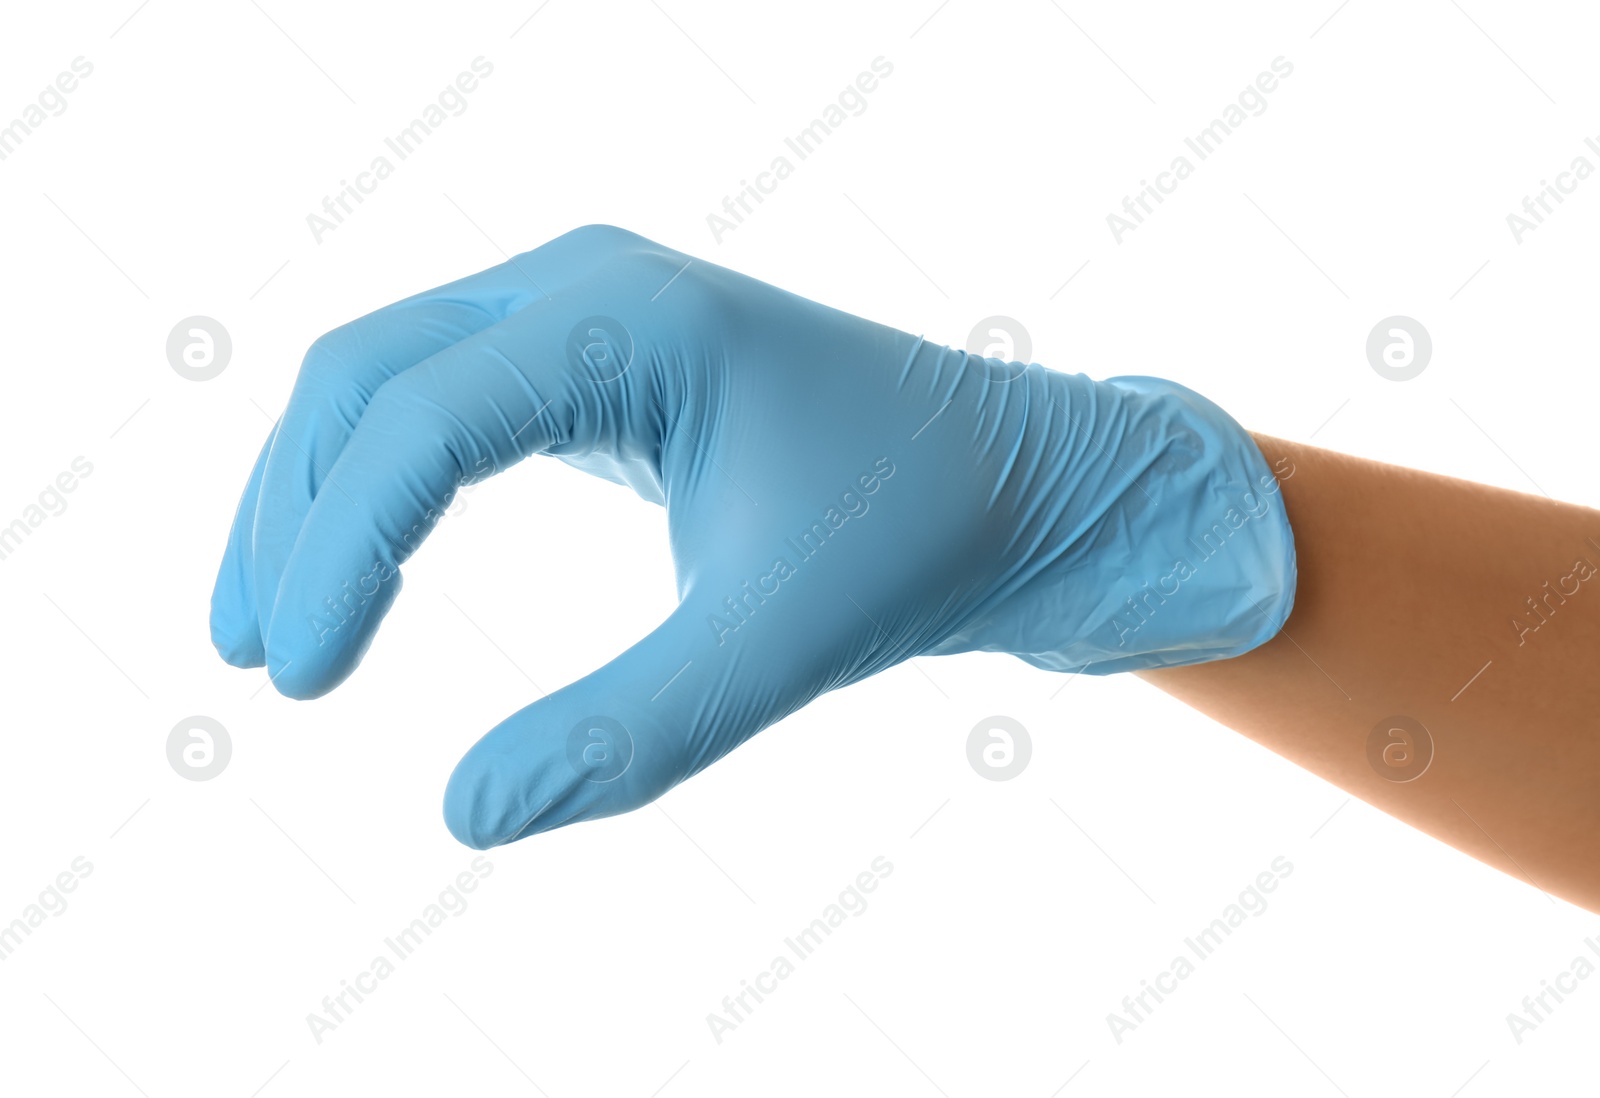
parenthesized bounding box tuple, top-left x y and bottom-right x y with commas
(1136, 434, 1600, 913)
(210, 228, 1598, 888)
(211, 226, 1301, 848)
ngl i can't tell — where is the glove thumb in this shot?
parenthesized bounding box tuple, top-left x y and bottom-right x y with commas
(442, 574, 867, 849)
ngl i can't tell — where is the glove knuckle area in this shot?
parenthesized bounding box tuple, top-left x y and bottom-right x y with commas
(296, 318, 423, 411)
(514, 223, 655, 288)
(548, 222, 642, 254)
(298, 326, 364, 394)
(551, 227, 733, 333)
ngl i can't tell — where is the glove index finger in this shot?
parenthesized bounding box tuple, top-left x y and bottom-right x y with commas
(260, 309, 571, 698)
(260, 235, 716, 698)
(249, 260, 549, 641)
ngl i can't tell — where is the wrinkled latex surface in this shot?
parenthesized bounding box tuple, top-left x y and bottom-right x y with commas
(210, 225, 1296, 848)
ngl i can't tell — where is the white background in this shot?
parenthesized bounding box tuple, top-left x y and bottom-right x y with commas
(2, 1, 1597, 1094)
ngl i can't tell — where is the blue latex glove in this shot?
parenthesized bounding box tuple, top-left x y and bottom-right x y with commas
(211, 225, 1296, 849)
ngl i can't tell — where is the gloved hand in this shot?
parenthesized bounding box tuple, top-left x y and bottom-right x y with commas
(211, 225, 1296, 849)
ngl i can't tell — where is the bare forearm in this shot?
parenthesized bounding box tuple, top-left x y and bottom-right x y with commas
(1135, 433, 1600, 912)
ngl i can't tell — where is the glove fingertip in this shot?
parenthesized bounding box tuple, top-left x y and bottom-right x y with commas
(262, 571, 402, 700)
(210, 578, 266, 668)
